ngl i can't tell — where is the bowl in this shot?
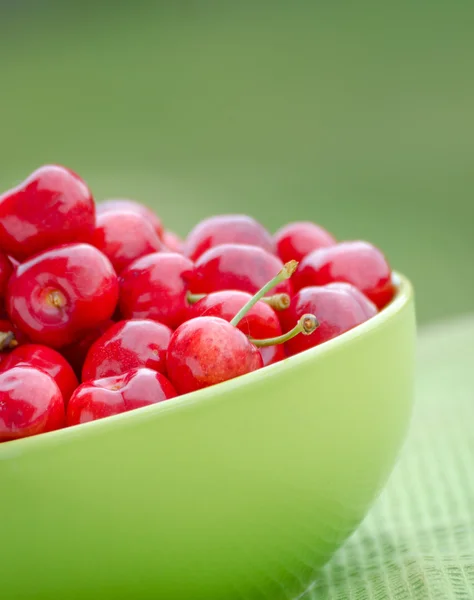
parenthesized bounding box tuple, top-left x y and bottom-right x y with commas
(0, 274, 415, 600)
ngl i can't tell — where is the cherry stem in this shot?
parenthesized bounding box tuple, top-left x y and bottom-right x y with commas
(230, 260, 298, 327)
(262, 292, 290, 311)
(249, 314, 319, 347)
(186, 292, 206, 304)
(186, 291, 290, 311)
(49, 290, 65, 309)
(0, 331, 18, 351)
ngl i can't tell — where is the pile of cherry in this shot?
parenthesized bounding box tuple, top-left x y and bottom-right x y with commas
(0, 165, 395, 443)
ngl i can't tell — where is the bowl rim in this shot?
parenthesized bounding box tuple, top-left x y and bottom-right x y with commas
(0, 273, 414, 456)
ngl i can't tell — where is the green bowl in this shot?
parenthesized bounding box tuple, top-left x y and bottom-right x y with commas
(0, 275, 415, 600)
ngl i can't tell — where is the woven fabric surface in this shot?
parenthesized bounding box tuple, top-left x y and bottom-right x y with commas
(301, 314, 474, 600)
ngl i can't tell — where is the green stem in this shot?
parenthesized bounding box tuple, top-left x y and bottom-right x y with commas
(186, 292, 206, 305)
(230, 260, 298, 327)
(249, 314, 319, 347)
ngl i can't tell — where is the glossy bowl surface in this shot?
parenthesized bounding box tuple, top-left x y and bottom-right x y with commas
(0, 275, 415, 600)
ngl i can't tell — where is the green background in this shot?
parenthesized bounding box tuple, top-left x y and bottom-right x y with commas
(0, 1, 472, 324)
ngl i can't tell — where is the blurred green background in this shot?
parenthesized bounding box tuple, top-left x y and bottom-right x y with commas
(0, 1, 472, 324)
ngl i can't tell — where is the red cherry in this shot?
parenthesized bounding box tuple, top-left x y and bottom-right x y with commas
(61, 319, 115, 378)
(325, 282, 378, 319)
(0, 165, 95, 261)
(167, 261, 316, 394)
(0, 344, 78, 404)
(166, 316, 263, 395)
(7, 243, 119, 348)
(184, 214, 275, 261)
(119, 252, 194, 330)
(67, 368, 177, 426)
(82, 319, 172, 382)
(274, 221, 336, 263)
(189, 291, 285, 366)
(294, 241, 395, 309)
(189, 244, 293, 297)
(0, 257, 18, 320)
(280, 284, 377, 356)
(91, 210, 163, 274)
(0, 252, 13, 300)
(0, 366, 65, 442)
(162, 230, 184, 254)
(96, 199, 164, 240)
(0, 258, 19, 321)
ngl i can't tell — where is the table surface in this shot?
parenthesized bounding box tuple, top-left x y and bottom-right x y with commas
(302, 314, 474, 600)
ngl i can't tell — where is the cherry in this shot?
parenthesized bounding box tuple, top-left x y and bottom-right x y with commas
(67, 368, 177, 426)
(0, 165, 95, 261)
(0, 344, 78, 404)
(166, 316, 263, 394)
(0, 251, 13, 301)
(189, 290, 286, 366)
(167, 261, 317, 394)
(0, 259, 19, 321)
(61, 319, 115, 378)
(0, 365, 65, 442)
(274, 221, 336, 263)
(7, 243, 119, 348)
(162, 230, 184, 254)
(184, 214, 275, 261)
(325, 282, 378, 319)
(0, 257, 18, 321)
(188, 244, 293, 297)
(91, 210, 163, 274)
(279, 284, 377, 356)
(119, 252, 195, 330)
(82, 319, 172, 382)
(96, 199, 164, 240)
(293, 241, 395, 309)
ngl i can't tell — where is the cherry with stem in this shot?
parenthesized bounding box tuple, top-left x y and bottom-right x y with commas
(166, 259, 318, 395)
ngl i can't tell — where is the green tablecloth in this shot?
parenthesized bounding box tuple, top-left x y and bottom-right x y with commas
(304, 315, 474, 599)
